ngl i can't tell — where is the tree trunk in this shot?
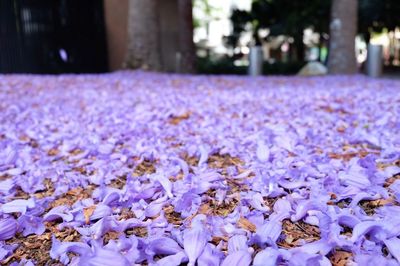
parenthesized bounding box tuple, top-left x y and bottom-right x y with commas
(124, 0, 162, 71)
(294, 30, 305, 62)
(178, 0, 196, 73)
(327, 0, 358, 74)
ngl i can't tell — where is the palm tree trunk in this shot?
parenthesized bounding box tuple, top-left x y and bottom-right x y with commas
(177, 0, 196, 73)
(327, 0, 358, 74)
(124, 0, 162, 71)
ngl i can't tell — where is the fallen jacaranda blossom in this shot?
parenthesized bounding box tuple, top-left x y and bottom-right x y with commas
(0, 73, 399, 265)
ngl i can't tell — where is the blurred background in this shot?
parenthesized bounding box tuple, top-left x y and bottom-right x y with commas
(1, 0, 399, 76)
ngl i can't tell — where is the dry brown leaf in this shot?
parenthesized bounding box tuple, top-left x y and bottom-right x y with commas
(168, 112, 192, 125)
(83, 205, 96, 225)
(237, 217, 256, 232)
(198, 204, 211, 215)
(278, 220, 320, 248)
(329, 250, 352, 266)
(211, 236, 229, 246)
(336, 126, 346, 133)
(47, 148, 59, 156)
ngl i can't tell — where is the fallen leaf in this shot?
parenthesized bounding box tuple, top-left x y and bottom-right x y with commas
(83, 205, 96, 225)
(329, 250, 352, 266)
(237, 217, 256, 232)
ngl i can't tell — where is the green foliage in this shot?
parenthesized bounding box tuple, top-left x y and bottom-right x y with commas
(197, 57, 247, 75)
(255, 0, 330, 36)
(193, 0, 223, 28)
(358, 0, 400, 40)
(229, 0, 400, 47)
(228, 0, 331, 47)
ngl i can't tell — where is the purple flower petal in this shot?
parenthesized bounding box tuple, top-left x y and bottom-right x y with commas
(90, 204, 113, 221)
(288, 252, 330, 266)
(43, 205, 74, 222)
(0, 247, 8, 261)
(120, 217, 150, 231)
(50, 236, 91, 264)
(145, 197, 167, 218)
(173, 192, 201, 218)
(255, 220, 282, 245)
(256, 141, 270, 162)
(78, 216, 120, 239)
(0, 179, 15, 195)
(183, 224, 208, 266)
(17, 214, 45, 236)
(79, 246, 130, 266)
(154, 173, 174, 198)
(350, 221, 385, 243)
(98, 143, 114, 155)
(384, 166, 400, 179)
(1, 198, 35, 214)
(0, 244, 18, 261)
(2, 147, 17, 165)
(389, 180, 400, 203)
(146, 237, 183, 256)
(270, 198, 292, 221)
(198, 145, 209, 166)
(102, 191, 122, 206)
(291, 200, 324, 222)
(383, 237, 400, 262)
(175, 158, 189, 178)
(198, 243, 223, 266)
(249, 193, 270, 212)
(338, 161, 371, 189)
(294, 239, 334, 256)
(221, 250, 252, 266)
(354, 253, 397, 266)
(337, 213, 361, 228)
(0, 217, 18, 240)
(253, 248, 281, 266)
(228, 235, 248, 254)
(155, 251, 188, 266)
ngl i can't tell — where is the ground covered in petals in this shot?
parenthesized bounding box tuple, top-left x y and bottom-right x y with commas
(0, 72, 399, 265)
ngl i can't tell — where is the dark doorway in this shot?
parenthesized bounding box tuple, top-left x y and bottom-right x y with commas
(0, 0, 108, 74)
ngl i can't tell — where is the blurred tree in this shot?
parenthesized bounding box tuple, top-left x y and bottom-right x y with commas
(228, 0, 331, 62)
(178, 0, 196, 73)
(193, 0, 221, 36)
(327, 0, 358, 74)
(358, 0, 400, 43)
(228, 9, 251, 47)
(124, 0, 162, 71)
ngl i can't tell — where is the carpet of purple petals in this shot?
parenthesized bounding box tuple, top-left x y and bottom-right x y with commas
(0, 72, 400, 266)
